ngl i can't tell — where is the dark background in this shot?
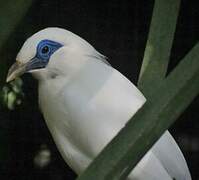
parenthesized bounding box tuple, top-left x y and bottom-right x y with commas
(0, 0, 199, 179)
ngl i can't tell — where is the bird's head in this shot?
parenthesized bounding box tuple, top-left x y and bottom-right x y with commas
(6, 27, 97, 82)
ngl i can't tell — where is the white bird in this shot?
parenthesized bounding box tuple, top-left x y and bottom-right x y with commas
(7, 27, 191, 180)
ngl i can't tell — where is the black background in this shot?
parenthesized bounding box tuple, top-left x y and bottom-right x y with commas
(0, 0, 199, 179)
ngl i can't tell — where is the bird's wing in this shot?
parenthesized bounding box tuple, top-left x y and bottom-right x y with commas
(151, 131, 191, 180)
(128, 131, 191, 180)
(129, 150, 173, 180)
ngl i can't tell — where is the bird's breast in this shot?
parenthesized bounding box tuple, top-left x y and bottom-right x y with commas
(38, 63, 146, 174)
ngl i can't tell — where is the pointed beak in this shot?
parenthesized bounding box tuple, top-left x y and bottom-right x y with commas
(6, 57, 47, 83)
(6, 61, 26, 83)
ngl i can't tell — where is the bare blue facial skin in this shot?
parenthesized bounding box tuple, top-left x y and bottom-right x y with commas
(26, 39, 63, 71)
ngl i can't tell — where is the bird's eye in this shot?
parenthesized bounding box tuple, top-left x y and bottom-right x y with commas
(36, 40, 63, 60)
(41, 46, 50, 54)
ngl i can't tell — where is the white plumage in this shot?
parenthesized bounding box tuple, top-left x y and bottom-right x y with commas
(7, 28, 191, 180)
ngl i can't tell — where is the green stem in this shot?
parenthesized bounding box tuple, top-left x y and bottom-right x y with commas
(138, 0, 180, 96)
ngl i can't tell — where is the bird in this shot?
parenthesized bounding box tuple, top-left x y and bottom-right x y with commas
(6, 27, 191, 180)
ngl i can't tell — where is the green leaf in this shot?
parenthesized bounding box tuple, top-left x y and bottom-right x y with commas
(138, 0, 180, 96)
(0, 0, 34, 165)
(0, 0, 34, 50)
(77, 42, 199, 180)
(0, 0, 34, 87)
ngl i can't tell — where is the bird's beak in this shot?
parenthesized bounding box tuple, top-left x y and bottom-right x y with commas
(6, 61, 27, 83)
(6, 57, 47, 83)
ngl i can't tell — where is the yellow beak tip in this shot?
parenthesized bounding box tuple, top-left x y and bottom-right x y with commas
(6, 61, 26, 83)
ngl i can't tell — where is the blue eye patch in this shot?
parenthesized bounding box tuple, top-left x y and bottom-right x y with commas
(25, 39, 63, 72)
(36, 39, 63, 62)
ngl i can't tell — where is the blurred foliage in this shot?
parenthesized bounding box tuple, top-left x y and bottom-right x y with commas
(1, 78, 24, 110)
(0, 0, 34, 87)
(34, 144, 51, 169)
(0, 0, 34, 172)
